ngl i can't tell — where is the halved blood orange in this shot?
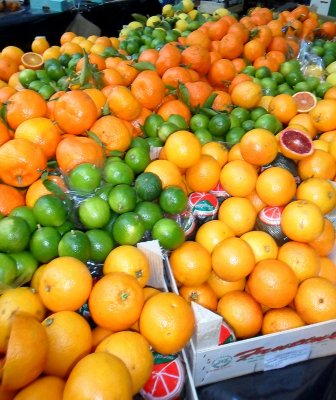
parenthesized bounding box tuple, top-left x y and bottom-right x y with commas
(292, 91, 317, 113)
(278, 127, 314, 161)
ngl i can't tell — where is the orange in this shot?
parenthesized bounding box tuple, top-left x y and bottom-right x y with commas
(257, 95, 273, 111)
(319, 130, 336, 143)
(185, 154, 221, 193)
(155, 43, 182, 76)
(14, 117, 61, 160)
(0, 287, 46, 353)
(0, 85, 16, 106)
(207, 271, 246, 299)
(281, 200, 325, 243)
(1, 314, 48, 391)
(1, 46, 24, 65)
(179, 283, 218, 312)
(161, 66, 192, 88)
(5, 89, 48, 130)
(62, 352, 132, 400)
(217, 291, 263, 339)
(182, 81, 214, 108)
(139, 292, 195, 355)
(262, 307, 305, 335)
(95, 331, 153, 395)
(211, 236, 255, 281)
(13, 376, 65, 400)
(245, 189, 267, 213)
(89, 272, 144, 331)
(296, 177, 336, 215)
(107, 85, 142, 121)
(83, 88, 107, 117)
(219, 159, 258, 197)
(55, 135, 105, 173)
(298, 149, 336, 180)
(309, 99, 336, 132)
(114, 60, 139, 86)
(60, 42, 82, 55)
(239, 128, 278, 166)
(53, 90, 98, 135)
(269, 94, 298, 124)
(0, 183, 25, 216)
(38, 256, 93, 312)
(208, 59, 237, 89)
(169, 240, 212, 286)
(42, 311, 92, 379)
(180, 45, 211, 75)
(103, 245, 150, 288)
(75, 53, 105, 72)
(195, 219, 235, 254)
(91, 326, 113, 351)
(156, 99, 191, 124)
(25, 175, 66, 208)
(294, 277, 336, 324)
(240, 230, 278, 262)
(318, 257, 336, 285)
(164, 130, 201, 169)
(0, 54, 19, 82)
(131, 70, 166, 111)
(230, 81, 263, 109)
(324, 86, 336, 100)
(201, 141, 228, 168)
(0, 138, 47, 188)
(247, 259, 299, 308)
(255, 166, 297, 206)
(42, 46, 62, 61)
(219, 33, 244, 60)
(145, 159, 182, 188)
(313, 139, 330, 152)
(308, 218, 336, 257)
(277, 241, 320, 283)
(89, 115, 132, 154)
(288, 113, 318, 139)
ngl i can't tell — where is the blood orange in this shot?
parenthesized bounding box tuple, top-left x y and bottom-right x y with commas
(255, 205, 289, 245)
(278, 127, 314, 161)
(292, 91, 317, 113)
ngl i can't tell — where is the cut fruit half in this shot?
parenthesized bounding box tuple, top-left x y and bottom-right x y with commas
(292, 91, 317, 113)
(278, 127, 314, 161)
(21, 52, 44, 70)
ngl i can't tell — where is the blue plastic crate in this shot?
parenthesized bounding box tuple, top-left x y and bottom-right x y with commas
(30, 0, 75, 12)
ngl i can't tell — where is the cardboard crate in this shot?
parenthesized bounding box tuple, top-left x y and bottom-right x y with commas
(163, 253, 336, 389)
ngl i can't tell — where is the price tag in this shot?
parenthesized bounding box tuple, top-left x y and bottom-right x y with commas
(264, 343, 311, 371)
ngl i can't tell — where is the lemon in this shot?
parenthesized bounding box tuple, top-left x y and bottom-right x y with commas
(162, 4, 174, 17)
(213, 8, 230, 18)
(182, 0, 194, 13)
(175, 19, 189, 32)
(326, 61, 336, 75)
(326, 72, 336, 86)
(188, 9, 198, 20)
(128, 21, 143, 30)
(146, 15, 161, 27)
(119, 27, 130, 37)
(177, 12, 189, 20)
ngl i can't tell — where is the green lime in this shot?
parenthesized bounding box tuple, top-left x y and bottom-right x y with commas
(145, 137, 163, 148)
(46, 63, 65, 81)
(86, 229, 114, 263)
(260, 77, 278, 91)
(229, 114, 241, 129)
(0, 253, 17, 286)
(112, 212, 146, 245)
(194, 128, 213, 145)
(134, 172, 162, 201)
(135, 201, 164, 231)
(103, 160, 134, 186)
(151, 39, 165, 50)
(130, 137, 150, 151)
(44, 58, 61, 69)
(108, 184, 137, 214)
(9, 205, 37, 233)
(58, 53, 71, 66)
(165, 29, 180, 43)
(38, 84, 56, 100)
(315, 82, 333, 98)
(9, 251, 38, 285)
(0, 216, 31, 253)
(293, 81, 310, 92)
(285, 71, 304, 87)
(159, 186, 188, 215)
(158, 121, 178, 142)
(29, 226, 61, 263)
(311, 46, 325, 57)
(241, 119, 255, 132)
(262, 87, 278, 96)
(255, 114, 278, 133)
(151, 218, 185, 250)
(28, 80, 45, 91)
(56, 220, 75, 236)
(323, 41, 336, 52)
(242, 65, 256, 76)
(57, 76, 70, 91)
(271, 72, 285, 84)
(305, 76, 320, 91)
(152, 28, 167, 40)
(225, 127, 246, 145)
(230, 107, 250, 123)
(280, 61, 300, 77)
(323, 52, 336, 67)
(190, 113, 210, 132)
(167, 114, 189, 130)
(124, 147, 151, 174)
(252, 77, 261, 86)
(255, 66, 272, 79)
(277, 82, 293, 94)
(19, 69, 37, 87)
(33, 194, 67, 227)
(78, 196, 111, 229)
(250, 106, 267, 121)
(58, 229, 91, 262)
(36, 69, 50, 82)
(208, 113, 231, 137)
(68, 163, 102, 193)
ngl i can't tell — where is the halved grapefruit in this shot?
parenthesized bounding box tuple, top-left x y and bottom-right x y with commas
(292, 91, 317, 113)
(278, 127, 314, 161)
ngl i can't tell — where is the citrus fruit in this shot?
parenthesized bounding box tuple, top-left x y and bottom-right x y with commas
(240, 230, 278, 262)
(33, 194, 67, 227)
(145, 159, 183, 189)
(159, 186, 188, 215)
(179, 283, 218, 312)
(108, 184, 137, 214)
(0, 253, 17, 286)
(151, 218, 185, 250)
(262, 307, 305, 335)
(0, 216, 31, 253)
(29, 226, 61, 263)
(78, 196, 111, 229)
(112, 211, 146, 245)
(135, 201, 164, 231)
(9, 205, 37, 233)
(68, 163, 102, 193)
(292, 91, 317, 113)
(308, 218, 335, 257)
(58, 230, 92, 262)
(195, 219, 234, 254)
(86, 229, 114, 263)
(164, 130, 202, 168)
(124, 146, 151, 174)
(278, 127, 314, 160)
(318, 257, 336, 285)
(207, 271, 246, 299)
(12, 375, 65, 400)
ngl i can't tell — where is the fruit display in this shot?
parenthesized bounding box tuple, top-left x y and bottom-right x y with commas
(0, 0, 336, 397)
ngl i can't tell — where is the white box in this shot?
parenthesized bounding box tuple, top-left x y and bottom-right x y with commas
(310, 0, 331, 16)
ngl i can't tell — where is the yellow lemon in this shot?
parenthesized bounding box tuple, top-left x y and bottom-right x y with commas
(146, 15, 161, 27)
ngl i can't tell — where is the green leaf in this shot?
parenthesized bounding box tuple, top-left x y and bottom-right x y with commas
(133, 61, 156, 71)
(131, 13, 148, 24)
(203, 92, 218, 109)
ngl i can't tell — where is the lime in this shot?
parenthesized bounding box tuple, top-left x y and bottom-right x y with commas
(134, 172, 162, 201)
(78, 196, 111, 229)
(0, 216, 31, 253)
(225, 127, 246, 145)
(286, 71, 304, 87)
(159, 186, 188, 215)
(0, 253, 17, 286)
(58, 229, 91, 262)
(56, 220, 75, 236)
(194, 128, 213, 145)
(230, 107, 250, 123)
(124, 147, 151, 174)
(108, 183, 137, 214)
(250, 107, 267, 121)
(68, 163, 102, 193)
(311, 46, 324, 57)
(271, 72, 285, 84)
(103, 160, 134, 186)
(241, 119, 255, 132)
(9, 205, 37, 233)
(158, 121, 178, 142)
(255, 114, 278, 133)
(262, 87, 278, 96)
(130, 137, 150, 151)
(112, 211, 146, 245)
(33, 194, 67, 227)
(190, 113, 210, 132)
(277, 82, 293, 94)
(39, 84, 55, 100)
(315, 82, 333, 98)
(86, 229, 114, 263)
(145, 137, 163, 148)
(280, 61, 300, 77)
(152, 28, 166, 41)
(255, 66, 272, 79)
(28, 80, 45, 91)
(36, 69, 50, 83)
(46, 63, 65, 81)
(58, 53, 71, 66)
(260, 77, 278, 91)
(57, 76, 70, 91)
(9, 251, 39, 285)
(135, 201, 164, 231)
(305, 76, 320, 91)
(242, 65, 256, 76)
(167, 114, 189, 130)
(208, 113, 231, 137)
(151, 218, 185, 250)
(229, 114, 241, 129)
(19, 69, 37, 88)
(293, 81, 310, 93)
(29, 226, 61, 263)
